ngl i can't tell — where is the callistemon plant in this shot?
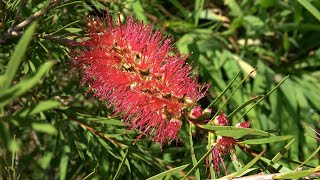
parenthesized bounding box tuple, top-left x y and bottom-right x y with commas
(72, 15, 210, 145)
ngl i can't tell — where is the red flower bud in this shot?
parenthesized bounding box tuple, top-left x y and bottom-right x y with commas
(188, 106, 203, 120)
(202, 108, 212, 119)
(235, 121, 251, 128)
(213, 113, 229, 126)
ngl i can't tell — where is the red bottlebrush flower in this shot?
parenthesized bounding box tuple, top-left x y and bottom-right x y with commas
(71, 15, 210, 145)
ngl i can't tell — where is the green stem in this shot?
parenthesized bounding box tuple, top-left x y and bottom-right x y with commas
(188, 122, 200, 180)
(227, 95, 264, 119)
(209, 68, 256, 124)
(182, 144, 216, 180)
(236, 75, 289, 123)
(207, 70, 242, 109)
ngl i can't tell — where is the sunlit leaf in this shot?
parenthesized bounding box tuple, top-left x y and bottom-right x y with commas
(147, 164, 189, 180)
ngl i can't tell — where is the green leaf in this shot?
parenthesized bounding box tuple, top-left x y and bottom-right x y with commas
(147, 164, 189, 180)
(9, 138, 21, 153)
(131, 0, 147, 23)
(259, 157, 292, 173)
(113, 149, 129, 180)
(243, 15, 264, 27)
(49, 20, 80, 35)
(188, 123, 200, 180)
(38, 152, 54, 169)
(32, 123, 57, 135)
(273, 166, 319, 179)
(297, 145, 320, 169)
(0, 61, 54, 109)
(258, 0, 276, 8)
(169, 0, 189, 19)
(82, 168, 96, 180)
(0, 122, 11, 147)
(0, 22, 37, 89)
(267, 138, 295, 168)
(239, 135, 294, 145)
(182, 145, 216, 180)
(237, 75, 289, 122)
(230, 150, 243, 172)
(207, 70, 242, 109)
(210, 68, 256, 123)
(91, 119, 125, 126)
(298, 0, 320, 22)
(64, 27, 82, 33)
(59, 154, 69, 180)
(221, 168, 258, 179)
(228, 95, 264, 119)
(226, 151, 264, 178)
(198, 125, 272, 139)
(15, 100, 61, 117)
(194, 0, 205, 26)
(225, 0, 243, 17)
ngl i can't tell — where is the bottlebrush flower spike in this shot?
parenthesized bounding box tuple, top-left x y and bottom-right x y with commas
(71, 14, 210, 145)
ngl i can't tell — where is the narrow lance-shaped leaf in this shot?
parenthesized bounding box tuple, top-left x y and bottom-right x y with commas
(225, 151, 264, 178)
(267, 138, 295, 169)
(198, 125, 272, 139)
(113, 149, 129, 180)
(238, 135, 294, 145)
(188, 122, 200, 180)
(0, 61, 55, 109)
(237, 75, 289, 122)
(210, 68, 256, 123)
(228, 95, 264, 119)
(273, 166, 320, 179)
(0, 22, 37, 89)
(147, 164, 189, 180)
(298, 0, 320, 22)
(182, 145, 216, 180)
(31, 123, 57, 135)
(14, 100, 61, 118)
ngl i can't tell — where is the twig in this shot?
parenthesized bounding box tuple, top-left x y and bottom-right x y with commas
(219, 172, 320, 180)
(1, 0, 61, 43)
(34, 33, 77, 44)
(7, 0, 27, 34)
(78, 122, 127, 148)
(59, 109, 127, 148)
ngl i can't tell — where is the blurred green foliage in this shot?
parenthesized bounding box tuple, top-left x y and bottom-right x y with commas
(0, 0, 319, 179)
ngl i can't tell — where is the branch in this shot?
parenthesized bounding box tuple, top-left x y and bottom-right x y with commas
(229, 172, 320, 180)
(1, 0, 61, 43)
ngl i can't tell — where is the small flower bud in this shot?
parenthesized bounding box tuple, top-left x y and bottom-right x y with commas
(208, 132, 216, 146)
(190, 123, 197, 135)
(184, 97, 194, 106)
(213, 113, 229, 126)
(235, 121, 251, 128)
(202, 108, 212, 119)
(188, 106, 203, 120)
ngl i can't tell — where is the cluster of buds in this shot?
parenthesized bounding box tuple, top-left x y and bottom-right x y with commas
(71, 14, 210, 145)
(207, 113, 250, 175)
(188, 106, 212, 120)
